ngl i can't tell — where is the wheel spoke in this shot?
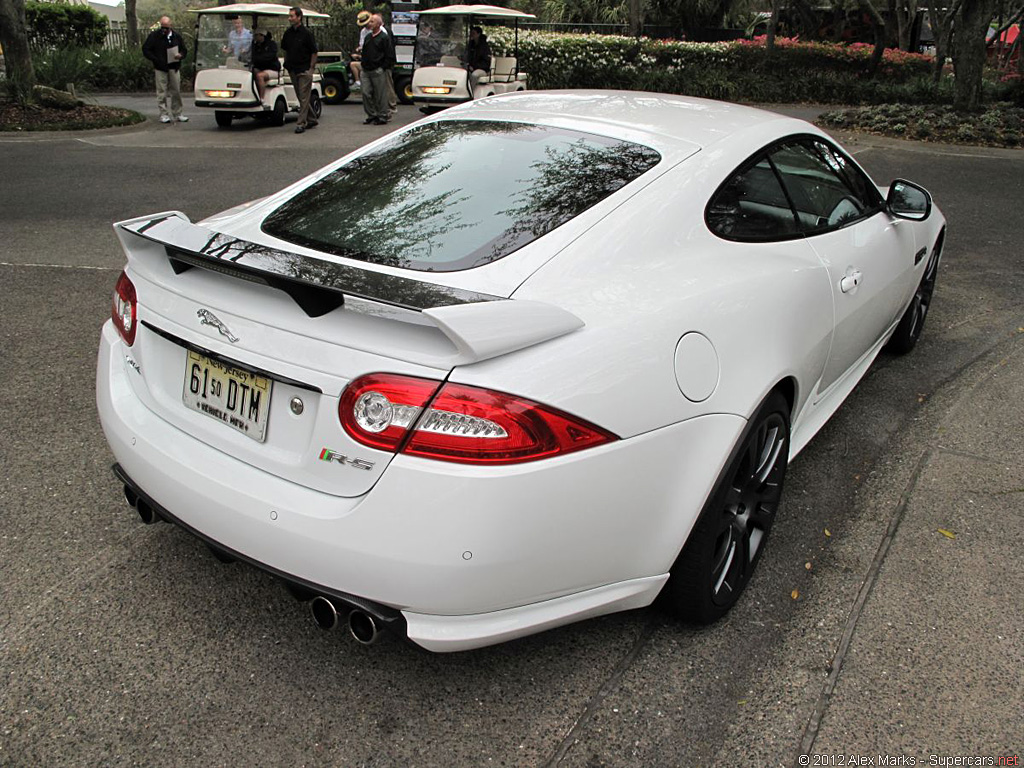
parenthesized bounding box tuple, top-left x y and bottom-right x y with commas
(754, 425, 784, 485)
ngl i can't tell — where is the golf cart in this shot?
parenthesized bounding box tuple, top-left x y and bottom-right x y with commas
(411, 4, 533, 110)
(191, 3, 328, 128)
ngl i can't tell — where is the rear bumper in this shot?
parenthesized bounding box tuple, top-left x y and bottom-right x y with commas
(97, 321, 743, 650)
(195, 99, 263, 109)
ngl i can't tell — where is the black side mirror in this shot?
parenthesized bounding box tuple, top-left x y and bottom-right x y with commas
(887, 179, 932, 221)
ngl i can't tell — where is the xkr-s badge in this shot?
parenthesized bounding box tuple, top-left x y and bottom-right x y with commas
(319, 448, 375, 471)
(197, 309, 239, 343)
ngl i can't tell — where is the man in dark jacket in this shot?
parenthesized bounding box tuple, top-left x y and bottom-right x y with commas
(251, 28, 281, 101)
(466, 25, 491, 92)
(142, 16, 188, 123)
(280, 6, 319, 133)
(359, 12, 394, 125)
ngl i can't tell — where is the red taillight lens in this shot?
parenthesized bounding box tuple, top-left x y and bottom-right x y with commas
(338, 373, 443, 452)
(111, 271, 137, 346)
(339, 374, 618, 465)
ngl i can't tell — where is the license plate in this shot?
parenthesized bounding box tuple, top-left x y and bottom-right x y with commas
(182, 350, 272, 442)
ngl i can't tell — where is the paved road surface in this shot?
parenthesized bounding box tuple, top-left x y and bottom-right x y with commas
(1, 95, 1021, 767)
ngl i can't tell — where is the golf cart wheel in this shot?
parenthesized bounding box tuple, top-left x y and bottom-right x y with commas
(396, 76, 413, 105)
(310, 90, 323, 119)
(214, 111, 232, 128)
(270, 97, 286, 127)
(322, 75, 348, 104)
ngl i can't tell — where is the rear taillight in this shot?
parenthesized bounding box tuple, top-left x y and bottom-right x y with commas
(111, 271, 137, 346)
(339, 374, 617, 465)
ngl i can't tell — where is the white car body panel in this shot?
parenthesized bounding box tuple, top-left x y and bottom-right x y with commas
(96, 91, 946, 650)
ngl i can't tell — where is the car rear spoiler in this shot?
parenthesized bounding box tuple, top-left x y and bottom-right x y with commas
(115, 212, 584, 366)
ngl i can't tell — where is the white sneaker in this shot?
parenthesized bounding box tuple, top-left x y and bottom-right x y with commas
(176, 115, 189, 122)
(159, 115, 172, 123)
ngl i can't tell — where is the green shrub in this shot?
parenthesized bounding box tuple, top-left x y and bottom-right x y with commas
(31, 46, 94, 90)
(817, 103, 1024, 147)
(486, 29, 948, 105)
(31, 45, 197, 92)
(87, 47, 159, 91)
(26, 1, 107, 48)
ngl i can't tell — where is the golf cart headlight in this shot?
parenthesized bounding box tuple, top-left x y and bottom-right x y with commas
(204, 90, 236, 98)
(422, 86, 452, 95)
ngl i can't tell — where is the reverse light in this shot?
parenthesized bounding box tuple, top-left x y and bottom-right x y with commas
(421, 86, 452, 95)
(339, 374, 617, 465)
(111, 270, 137, 346)
(203, 90, 235, 98)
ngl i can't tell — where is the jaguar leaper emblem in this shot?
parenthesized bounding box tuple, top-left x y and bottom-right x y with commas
(197, 309, 239, 343)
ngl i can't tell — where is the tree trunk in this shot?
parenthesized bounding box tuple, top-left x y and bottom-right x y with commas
(927, 0, 960, 80)
(125, 0, 139, 48)
(766, 0, 780, 51)
(896, 0, 919, 50)
(627, 0, 647, 37)
(952, 0, 997, 111)
(0, 0, 34, 91)
(859, 0, 888, 75)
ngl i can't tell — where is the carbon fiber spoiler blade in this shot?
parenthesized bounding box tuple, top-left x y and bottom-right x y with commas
(115, 212, 583, 366)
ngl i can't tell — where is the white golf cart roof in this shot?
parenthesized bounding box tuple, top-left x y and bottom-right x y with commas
(418, 4, 536, 19)
(188, 3, 329, 19)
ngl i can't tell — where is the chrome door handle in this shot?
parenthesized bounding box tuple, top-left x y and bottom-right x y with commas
(840, 269, 863, 294)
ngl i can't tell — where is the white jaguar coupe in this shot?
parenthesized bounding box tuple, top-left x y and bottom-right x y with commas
(97, 91, 944, 651)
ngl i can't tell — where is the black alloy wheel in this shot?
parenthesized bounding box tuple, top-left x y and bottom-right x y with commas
(887, 236, 942, 354)
(667, 390, 790, 623)
(311, 90, 323, 119)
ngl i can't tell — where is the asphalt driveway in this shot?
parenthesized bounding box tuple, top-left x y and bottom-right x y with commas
(1, 94, 1021, 767)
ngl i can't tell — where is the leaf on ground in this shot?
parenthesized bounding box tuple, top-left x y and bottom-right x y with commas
(938, 528, 956, 539)
(791, 589, 800, 600)
(824, 528, 831, 537)
(805, 561, 813, 570)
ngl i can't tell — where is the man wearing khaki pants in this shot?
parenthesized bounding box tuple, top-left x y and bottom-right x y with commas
(281, 6, 319, 134)
(142, 16, 188, 123)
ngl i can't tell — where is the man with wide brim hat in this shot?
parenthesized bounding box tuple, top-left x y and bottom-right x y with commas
(350, 10, 372, 86)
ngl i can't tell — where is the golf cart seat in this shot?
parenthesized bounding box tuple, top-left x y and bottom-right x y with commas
(477, 56, 525, 84)
(440, 55, 462, 67)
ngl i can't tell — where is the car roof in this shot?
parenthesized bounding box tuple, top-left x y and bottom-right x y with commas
(439, 90, 813, 160)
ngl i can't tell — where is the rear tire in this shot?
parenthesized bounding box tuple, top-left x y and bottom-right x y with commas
(310, 90, 323, 120)
(322, 75, 349, 104)
(270, 96, 286, 127)
(395, 76, 413, 105)
(214, 111, 232, 128)
(666, 390, 790, 623)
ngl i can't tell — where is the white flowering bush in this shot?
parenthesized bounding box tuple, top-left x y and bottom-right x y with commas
(488, 29, 938, 104)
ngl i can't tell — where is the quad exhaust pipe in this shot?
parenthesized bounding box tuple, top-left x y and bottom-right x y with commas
(119, 473, 387, 647)
(309, 596, 379, 645)
(124, 484, 161, 524)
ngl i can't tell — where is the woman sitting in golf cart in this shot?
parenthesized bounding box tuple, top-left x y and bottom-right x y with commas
(251, 27, 281, 101)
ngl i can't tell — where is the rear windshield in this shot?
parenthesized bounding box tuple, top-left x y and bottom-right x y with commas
(262, 120, 661, 272)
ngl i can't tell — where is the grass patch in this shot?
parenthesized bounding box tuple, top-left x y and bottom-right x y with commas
(0, 102, 145, 131)
(817, 103, 1024, 148)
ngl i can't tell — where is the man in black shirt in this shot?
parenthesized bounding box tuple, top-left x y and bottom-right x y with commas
(142, 16, 188, 123)
(280, 6, 319, 133)
(359, 13, 394, 125)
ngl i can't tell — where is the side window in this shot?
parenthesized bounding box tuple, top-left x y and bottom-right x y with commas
(706, 156, 799, 241)
(769, 141, 873, 234)
(811, 140, 883, 212)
